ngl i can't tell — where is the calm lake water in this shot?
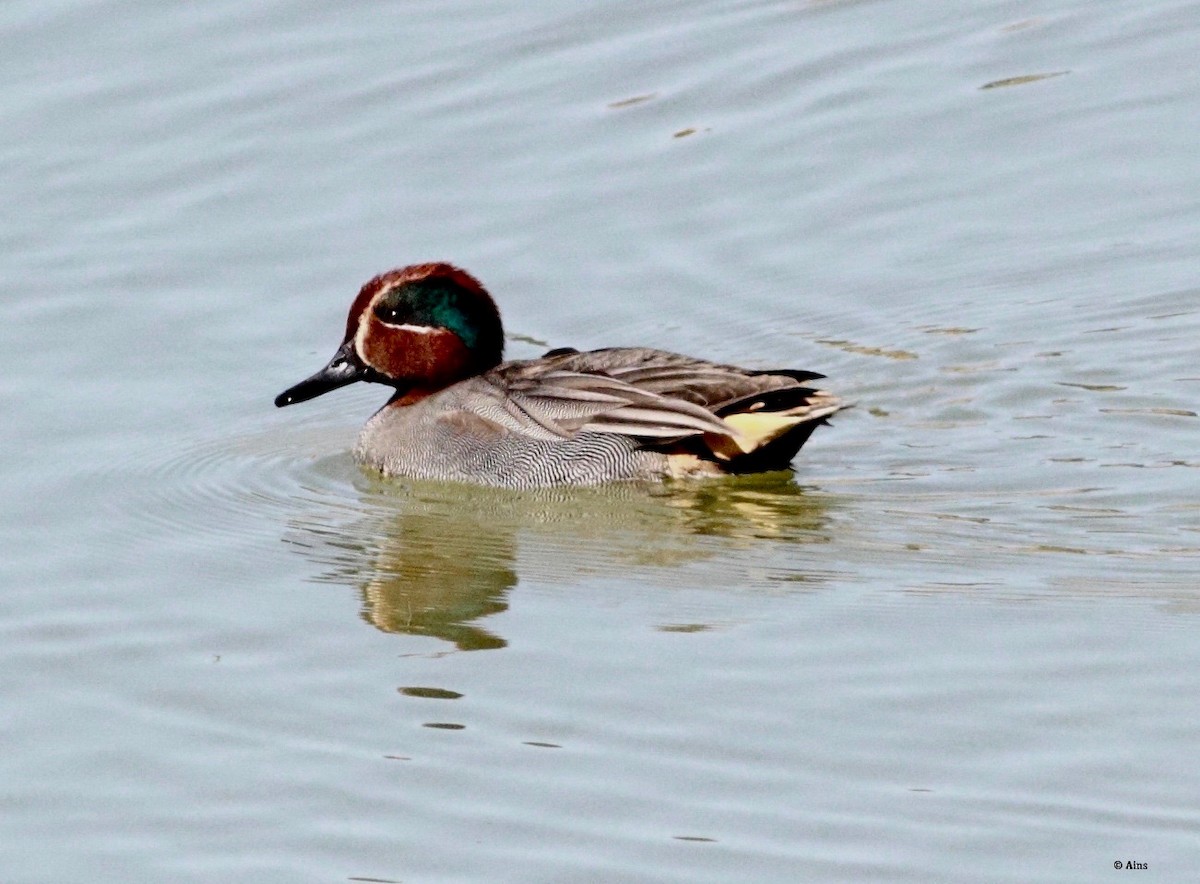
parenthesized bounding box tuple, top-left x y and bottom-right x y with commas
(3, 1, 1198, 881)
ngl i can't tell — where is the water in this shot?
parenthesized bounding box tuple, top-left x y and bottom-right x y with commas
(3, 1, 1198, 881)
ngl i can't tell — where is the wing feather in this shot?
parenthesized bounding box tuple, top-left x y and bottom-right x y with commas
(469, 347, 841, 448)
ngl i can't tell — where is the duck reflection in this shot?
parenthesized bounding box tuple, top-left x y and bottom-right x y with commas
(285, 470, 836, 651)
(358, 525, 514, 651)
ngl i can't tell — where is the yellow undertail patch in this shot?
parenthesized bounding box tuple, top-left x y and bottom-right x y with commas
(705, 412, 805, 460)
(704, 392, 844, 461)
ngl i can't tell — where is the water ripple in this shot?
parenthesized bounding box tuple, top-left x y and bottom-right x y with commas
(115, 418, 360, 556)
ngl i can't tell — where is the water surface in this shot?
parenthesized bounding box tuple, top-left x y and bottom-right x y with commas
(3, 1, 1199, 881)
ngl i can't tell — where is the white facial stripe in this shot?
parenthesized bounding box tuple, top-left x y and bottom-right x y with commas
(356, 312, 443, 361)
(353, 306, 371, 361)
(387, 323, 438, 334)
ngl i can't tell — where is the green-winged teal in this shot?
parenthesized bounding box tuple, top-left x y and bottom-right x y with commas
(275, 263, 847, 487)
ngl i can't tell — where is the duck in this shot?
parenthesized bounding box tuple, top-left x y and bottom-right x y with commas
(275, 263, 847, 488)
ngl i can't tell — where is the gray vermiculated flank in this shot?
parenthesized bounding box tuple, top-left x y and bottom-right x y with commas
(356, 392, 670, 488)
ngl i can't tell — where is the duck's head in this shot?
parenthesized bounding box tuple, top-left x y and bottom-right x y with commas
(275, 263, 504, 407)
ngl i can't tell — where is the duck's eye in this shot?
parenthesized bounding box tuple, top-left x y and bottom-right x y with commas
(375, 305, 406, 324)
